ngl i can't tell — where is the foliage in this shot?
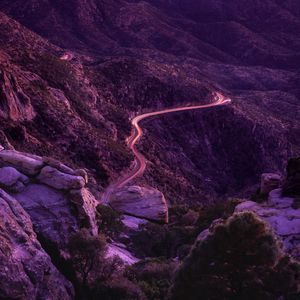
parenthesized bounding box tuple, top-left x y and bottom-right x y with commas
(125, 258, 177, 300)
(251, 188, 268, 203)
(195, 198, 242, 233)
(96, 205, 123, 237)
(68, 229, 107, 288)
(132, 222, 195, 258)
(132, 199, 241, 259)
(170, 212, 300, 300)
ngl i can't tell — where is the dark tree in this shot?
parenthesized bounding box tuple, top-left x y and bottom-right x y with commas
(69, 229, 107, 292)
(170, 212, 300, 300)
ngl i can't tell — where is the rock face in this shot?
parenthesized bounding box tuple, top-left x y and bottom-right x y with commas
(37, 166, 85, 190)
(0, 148, 99, 262)
(0, 150, 44, 176)
(235, 188, 300, 259)
(283, 157, 300, 197)
(110, 185, 168, 223)
(260, 173, 282, 195)
(15, 184, 80, 256)
(0, 188, 73, 299)
(0, 69, 35, 121)
(0, 166, 29, 192)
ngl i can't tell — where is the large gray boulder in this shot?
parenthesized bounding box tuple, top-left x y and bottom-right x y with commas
(37, 166, 85, 190)
(110, 185, 168, 223)
(0, 188, 74, 300)
(0, 150, 44, 176)
(235, 189, 300, 259)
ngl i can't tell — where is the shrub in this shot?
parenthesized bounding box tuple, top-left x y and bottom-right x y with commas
(68, 229, 107, 289)
(170, 212, 300, 300)
(125, 258, 177, 300)
(96, 205, 123, 237)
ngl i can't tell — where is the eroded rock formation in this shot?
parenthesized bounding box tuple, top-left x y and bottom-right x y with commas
(110, 185, 168, 223)
(0, 147, 98, 261)
(0, 188, 74, 300)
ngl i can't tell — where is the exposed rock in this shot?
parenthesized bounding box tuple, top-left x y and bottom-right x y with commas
(122, 215, 148, 231)
(235, 189, 300, 259)
(0, 166, 29, 187)
(74, 168, 89, 184)
(0, 69, 35, 121)
(0, 188, 74, 300)
(69, 188, 98, 235)
(14, 184, 79, 257)
(37, 166, 85, 190)
(260, 173, 282, 195)
(0, 150, 44, 176)
(43, 156, 77, 175)
(283, 157, 300, 197)
(107, 242, 139, 265)
(110, 185, 168, 223)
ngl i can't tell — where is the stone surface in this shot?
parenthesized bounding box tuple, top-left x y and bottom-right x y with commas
(15, 184, 79, 256)
(0, 150, 44, 176)
(0, 166, 29, 187)
(260, 173, 282, 194)
(0, 188, 73, 300)
(122, 215, 148, 231)
(235, 189, 300, 259)
(107, 242, 139, 265)
(69, 188, 98, 235)
(37, 166, 85, 190)
(110, 185, 168, 223)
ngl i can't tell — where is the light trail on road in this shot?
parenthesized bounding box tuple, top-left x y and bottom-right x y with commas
(101, 92, 231, 203)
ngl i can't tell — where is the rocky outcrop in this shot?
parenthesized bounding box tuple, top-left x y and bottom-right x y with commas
(110, 185, 168, 223)
(283, 157, 300, 197)
(0, 150, 44, 176)
(37, 166, 85, 190)
(0, 188, 73, 299)
(260, 173, 282, 195)
(0, 166, 29, 192)
(235, 188, 300, 259)
(0, 147, 99, 260)
(0, 69, 35, 121)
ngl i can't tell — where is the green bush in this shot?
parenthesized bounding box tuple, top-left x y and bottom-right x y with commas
(96, 205, 123, 237)
(125, 258, 177, 300)
(170, 212, 300, 300)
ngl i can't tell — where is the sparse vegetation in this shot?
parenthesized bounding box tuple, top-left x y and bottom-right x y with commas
(97, 205, 124, 237)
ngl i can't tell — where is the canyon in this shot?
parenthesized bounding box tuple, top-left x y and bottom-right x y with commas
(0, 0, 299, 299)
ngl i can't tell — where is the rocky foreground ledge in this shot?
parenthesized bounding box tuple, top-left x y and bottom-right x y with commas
(0, 147, 99, 299)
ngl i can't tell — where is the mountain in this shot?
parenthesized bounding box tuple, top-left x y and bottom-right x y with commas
(0, 0, 299, 202)
(1, 1, 300, 299)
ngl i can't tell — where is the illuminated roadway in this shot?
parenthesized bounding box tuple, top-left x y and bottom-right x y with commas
(102, 92, 231, 203)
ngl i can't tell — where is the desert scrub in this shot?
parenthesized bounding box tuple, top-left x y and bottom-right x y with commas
(96, 205, 123, 237)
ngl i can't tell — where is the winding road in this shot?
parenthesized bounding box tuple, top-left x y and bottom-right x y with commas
(102, 92, 231, 203)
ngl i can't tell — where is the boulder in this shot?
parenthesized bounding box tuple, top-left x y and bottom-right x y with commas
(260, 173, 282, 194)
(14, 184, 79, 256)
(235, 189, 300, 259)
(0, 166, 29, 187)
(283, 157, 300, 197)
(0, 188, 74, 300)
(69, 188, 98, 235)
(0, 150, 44, 176)
(37, 166, 85, 190)
(110, 185, 168, 223)
(43, 156, 76, 175)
